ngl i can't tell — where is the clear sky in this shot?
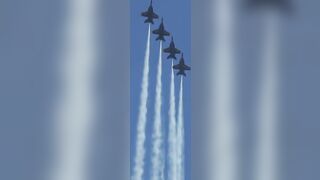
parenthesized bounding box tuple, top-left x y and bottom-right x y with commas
(130, 0, 191, 180)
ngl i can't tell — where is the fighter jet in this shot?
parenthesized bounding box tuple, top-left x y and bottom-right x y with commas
(152, 18, 170, 41)
(247, 0, 291, 11)
(141, 0, 159, 24)
(173, 53, 191, 76)
(163, 37, 181, 59)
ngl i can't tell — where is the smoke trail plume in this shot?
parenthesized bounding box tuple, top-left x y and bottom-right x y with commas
(176, 77, 185, 180)
(168, 60, 177, 180)
(50, 0, 97, 180)
(151, 41, 164, 180)
(132, 24, 151, 180)
(210, 0, 238, 180)
(255, 12, 280, 180)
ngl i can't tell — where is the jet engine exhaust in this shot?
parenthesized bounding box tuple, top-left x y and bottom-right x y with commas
(151, 41, 164, 180)
(132, 24, 151, 180)
(168, 60, 177, 180)
(177, 76, 185, 180)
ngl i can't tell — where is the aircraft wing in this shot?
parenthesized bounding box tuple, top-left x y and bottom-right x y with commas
(175, 48, 181, 54)
(152, 13, 159, 18)
(141, 11, 149, 17)
(173, 64, 181, 70)
(163, 30, 170, 36)
(153, 29, 160, 34)
(163, 47, 171, 53)
(184, 65, 191, 70)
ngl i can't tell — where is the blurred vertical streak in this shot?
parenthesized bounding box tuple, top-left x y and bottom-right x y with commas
(255, 12, 280, 180)
(192, 1, 320, 180)
(88, 0, 130, 180)
(50, 0, 98, 179)
(192, 0, 239, 180)
(210, 0, 239, 180)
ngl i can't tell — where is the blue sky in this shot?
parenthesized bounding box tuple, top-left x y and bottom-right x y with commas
(130, 0, 191, 179)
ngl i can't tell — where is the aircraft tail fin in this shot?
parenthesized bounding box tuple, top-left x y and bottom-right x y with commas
(167, 54, 177, 59)
(177, 71, 186, 77)
(144, 18, 154, 24)
(156, 36, 165, 41)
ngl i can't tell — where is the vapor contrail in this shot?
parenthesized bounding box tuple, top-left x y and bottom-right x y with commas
(168, 60, 177, 180)
(132, 24, 151, 180)
(151, 41, 164, 180)
(50, 0, 97, 180)
(176, 77, 184, 180)
(255, 12, 280, 180)
(210, 0, 238, 179)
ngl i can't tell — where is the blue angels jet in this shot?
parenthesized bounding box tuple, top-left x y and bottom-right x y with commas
(163, 37, 181, 59)
(152, 18, 170, 41)
(173, 53, 191, 76)
(141, 0, 159, 24)
(247, 0, 291, 11)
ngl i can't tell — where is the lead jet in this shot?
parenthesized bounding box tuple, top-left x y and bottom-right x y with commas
(247, 0, 291, 11)
(141, 0, 159, 24)
(163, 37, 181, 59)
(173, 53, 191, 76)
(152, 18, 170, 41)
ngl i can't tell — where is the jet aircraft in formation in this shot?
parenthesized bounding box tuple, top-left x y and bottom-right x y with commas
(141, 0, 190, 76)
(173, 54, 191, 77)
(152, 18, 170, 41)
(141, 0, 159, 24)
(163, 37, 181, 59)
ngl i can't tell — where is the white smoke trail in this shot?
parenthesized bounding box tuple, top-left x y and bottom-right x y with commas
(50, 0, 97, 180)
(176, 77, 184, 180)
(132, 24, 151, 180)
(151, 41, 164, 180)
(210, 0, 238, 180)
(255, 12, 280, 180)
(168, 60, 177, 180)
